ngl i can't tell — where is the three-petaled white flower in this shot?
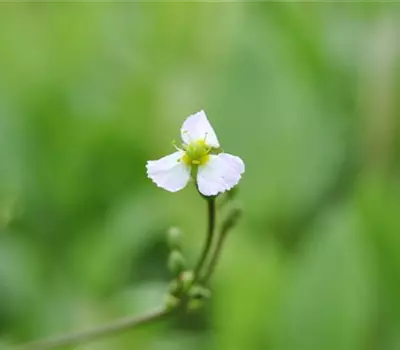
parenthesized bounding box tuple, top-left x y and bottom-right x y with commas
(146, 111, 245, 196)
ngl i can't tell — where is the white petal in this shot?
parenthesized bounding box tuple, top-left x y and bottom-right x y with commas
(197, 153, 245, 196)
(146, 151, 191, 192)
(181, 110, 220, 148)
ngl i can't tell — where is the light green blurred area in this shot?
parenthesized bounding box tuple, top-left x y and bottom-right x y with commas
(0, 3, 400, 350)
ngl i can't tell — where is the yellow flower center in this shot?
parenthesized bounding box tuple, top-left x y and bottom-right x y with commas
(182, 139, 211, 166)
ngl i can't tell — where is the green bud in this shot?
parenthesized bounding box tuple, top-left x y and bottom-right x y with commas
(168, 280, 182, 296)
(168, 250, 185, 275)
(179, 270, 194, 291)
(188, 285, 211, 300)
(167, 227, 182, 250)
(218, 187, 238, 208)
(187, 298, 205, 312)
(221, 205, 242, 235)
(164, 294, 180, 310)
(226, 186, 238, 200)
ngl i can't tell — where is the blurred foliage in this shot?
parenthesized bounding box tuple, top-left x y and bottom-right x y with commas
(0, 3, 400, 350)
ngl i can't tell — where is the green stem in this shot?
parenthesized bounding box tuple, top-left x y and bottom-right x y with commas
(202, 206, 241, 283)
(201, 226, 228, 283)
(15, 308, 171, 350)
(193, 197, 216, 283)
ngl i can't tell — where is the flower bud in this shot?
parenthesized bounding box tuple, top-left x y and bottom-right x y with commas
(167, 227, 182, 250)
(221, 204, 242, 234)
(219, 186, 239, 208)
(188, 285, 211, 300)
(179, 270, 194, 291)
(164, 294, 180, 310)
(168, 250, 185, 275)
(168, 280, 182, 296)
(187, 298, 205, 312)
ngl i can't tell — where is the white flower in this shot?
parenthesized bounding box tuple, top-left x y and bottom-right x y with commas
(146, 111, 245, 196)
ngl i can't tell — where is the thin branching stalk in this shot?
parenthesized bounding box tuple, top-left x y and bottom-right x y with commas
(192, 197, 216, 284)
(202, 206, 241, 283)
(201, 229, 228, 284)
(15, 308, 171, 350)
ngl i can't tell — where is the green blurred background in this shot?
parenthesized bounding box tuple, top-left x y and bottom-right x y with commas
(1, 3, 400, 350)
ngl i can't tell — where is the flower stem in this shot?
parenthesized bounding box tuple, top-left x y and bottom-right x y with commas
(193, 197, 216, 284)
(202, 206, 241, 283)
(15, 308, 171, 350)
(201, 228, 228, 284)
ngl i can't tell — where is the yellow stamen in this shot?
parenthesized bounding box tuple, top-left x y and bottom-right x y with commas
(181, 139, 211, 166)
